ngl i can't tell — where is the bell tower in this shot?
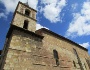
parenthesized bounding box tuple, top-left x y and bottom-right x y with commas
(0, 1, 43, 70)
(12, 1, 37, 32)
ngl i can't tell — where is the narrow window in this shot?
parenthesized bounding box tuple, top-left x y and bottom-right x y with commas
(23, 20, 28, 29)
(73, 61, 76, 67)
(25, 9, 30, 16)
(84, 63, 87, 69)
(86, 59, 90, 69)
(53, 50, 59, 66)
(73, 48, 78, 57)
(73, 48, 84, 70)
(0, 50, 2, 55)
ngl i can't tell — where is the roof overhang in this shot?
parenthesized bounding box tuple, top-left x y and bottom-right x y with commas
(36, 28, 88, 51)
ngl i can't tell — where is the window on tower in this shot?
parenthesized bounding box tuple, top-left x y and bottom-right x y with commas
(25, 9, 30, 16)
(23, 20, 28, 29)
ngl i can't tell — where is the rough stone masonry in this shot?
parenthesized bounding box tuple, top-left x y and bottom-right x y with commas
(0, 1, 90, 70)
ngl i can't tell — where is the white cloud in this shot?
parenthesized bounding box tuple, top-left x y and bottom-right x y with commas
(71, 3, 78, 10)
(36, 23, 49, 30)
(40, 0, 67, 23)
(80, 42, 90, 48)
(0, 13, 7, 18)
(66, 1, 90, 37)
(28, 0, 38, 10)
(1, 0, 66, 23)
(0, 0, 38, 13)
(1, 0, 19, 13)
(1, 0, 38, 12)
(0, 0, 38, 16)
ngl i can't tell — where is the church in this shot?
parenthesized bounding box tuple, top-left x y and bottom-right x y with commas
(0, 1, 90, 70)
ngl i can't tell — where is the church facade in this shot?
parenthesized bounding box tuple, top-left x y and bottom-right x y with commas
(0, 1, 90, 70)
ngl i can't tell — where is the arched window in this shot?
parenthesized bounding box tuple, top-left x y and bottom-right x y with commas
(73, 61, 76, 67)
(53, 49, 59, 66)
(86, 59, 90, 68)
(23, 20, 28, 29)
(25, 9, 30, 16)
(53, 50, 59, 59)
(73, 48, 78, 57)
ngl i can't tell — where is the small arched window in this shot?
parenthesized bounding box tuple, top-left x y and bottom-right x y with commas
(73, 61, 76, 67)
(53, 49, 59, 66)
(86, 59, 90, 68)
(53, 50, 59, 59)
(25, 9, 30, 16)
(73, 48, 78, 57)
(23, 20, 28, 29)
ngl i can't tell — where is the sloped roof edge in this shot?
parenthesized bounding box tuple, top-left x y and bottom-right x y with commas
(36, 28, 88, 51)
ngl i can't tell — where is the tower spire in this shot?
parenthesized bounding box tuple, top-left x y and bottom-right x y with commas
(26, 0, 29, 6)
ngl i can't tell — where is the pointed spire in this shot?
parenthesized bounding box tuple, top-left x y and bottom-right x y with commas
(26, 0, 29, 6)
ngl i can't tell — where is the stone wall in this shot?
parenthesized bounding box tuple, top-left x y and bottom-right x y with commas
(17, 3, 36, 20)
(2, 30, 42, 70)
(2, 1, 90, 70)
(13, 13, 36, 32)
(12, 2, 36, 32)
(1, 29, 90, 70)
(39, 31, 90, 70)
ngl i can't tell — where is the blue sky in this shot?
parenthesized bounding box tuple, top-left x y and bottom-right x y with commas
(0, 0, 90, 55)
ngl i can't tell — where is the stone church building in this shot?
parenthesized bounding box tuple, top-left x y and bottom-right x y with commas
(0, 1, 90, 70)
